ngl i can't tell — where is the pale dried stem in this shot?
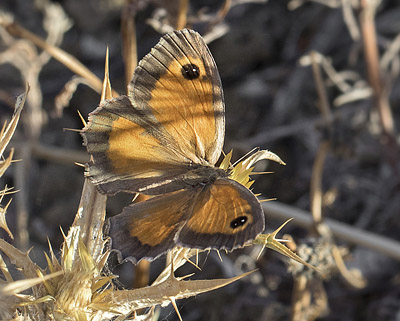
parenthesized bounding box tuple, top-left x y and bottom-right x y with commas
(69, 179, 107, 261)
(341, 0, 360, 41)
(2, 21, 118, 97)
(310, 53, 365, 287)
(331, 245, 366, 288)
(217, 0, 233, 21)
(121, 1, 138, 89)
(360, 0, 399, 172)
(15, 144, 30, 250)
(291, 275, 308, 321)
(310, 51, 333, 125)
(309, 51, 332, 224)
(310, 141, 330, 224)
(176, 0, 189, 30)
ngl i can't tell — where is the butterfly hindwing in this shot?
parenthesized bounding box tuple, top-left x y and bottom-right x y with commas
(108, 178, 264, 263)
(107, 189, 193, 262)
(178, 178, 265, 251)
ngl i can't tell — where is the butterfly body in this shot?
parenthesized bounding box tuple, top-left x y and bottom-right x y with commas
(82, 29, 265, 263)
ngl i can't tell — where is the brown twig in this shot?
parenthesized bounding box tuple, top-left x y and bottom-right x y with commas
(309, 51, 332, 225)
(176, 0, 189, 30)
(121, 1, 138, 89)
(359, 0, 399, 175)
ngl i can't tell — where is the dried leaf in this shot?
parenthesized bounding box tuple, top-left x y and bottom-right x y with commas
(92, 270, 254, 314)
(0, 238, 43, 280)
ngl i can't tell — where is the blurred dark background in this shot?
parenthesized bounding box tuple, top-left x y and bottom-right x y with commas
(1, 0, 400, 320)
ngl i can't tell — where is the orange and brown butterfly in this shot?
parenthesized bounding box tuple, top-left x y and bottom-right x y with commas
(81, 29, 284, 263)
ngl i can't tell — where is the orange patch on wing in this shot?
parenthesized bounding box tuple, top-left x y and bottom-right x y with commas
(127, 192, 189, 246)
(107, 116, 166, 177)
(186, 181, 254, 235)
(149, 57, 216, 162)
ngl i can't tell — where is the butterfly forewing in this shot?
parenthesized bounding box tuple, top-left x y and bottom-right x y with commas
(83, 29, 225, 195)
(129, 29, 225, 165)
(83, 96, 192, 195)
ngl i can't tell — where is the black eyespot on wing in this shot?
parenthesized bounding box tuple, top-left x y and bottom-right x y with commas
(181, 63, 200, 80)
(230, 216, 248, 229)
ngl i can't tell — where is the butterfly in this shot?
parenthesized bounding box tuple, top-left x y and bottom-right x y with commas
(82, 29, 271, 263)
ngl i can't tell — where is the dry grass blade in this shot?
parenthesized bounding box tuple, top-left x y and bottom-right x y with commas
(0, 271, 63, 297)
(360, 0, 399, 175)
(0, 87, 28, 157)
(175, 0, 188, 29)
(0, 87, 28, 240)
(121, 1, 138, 88)
(360, 0, 394, 134)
